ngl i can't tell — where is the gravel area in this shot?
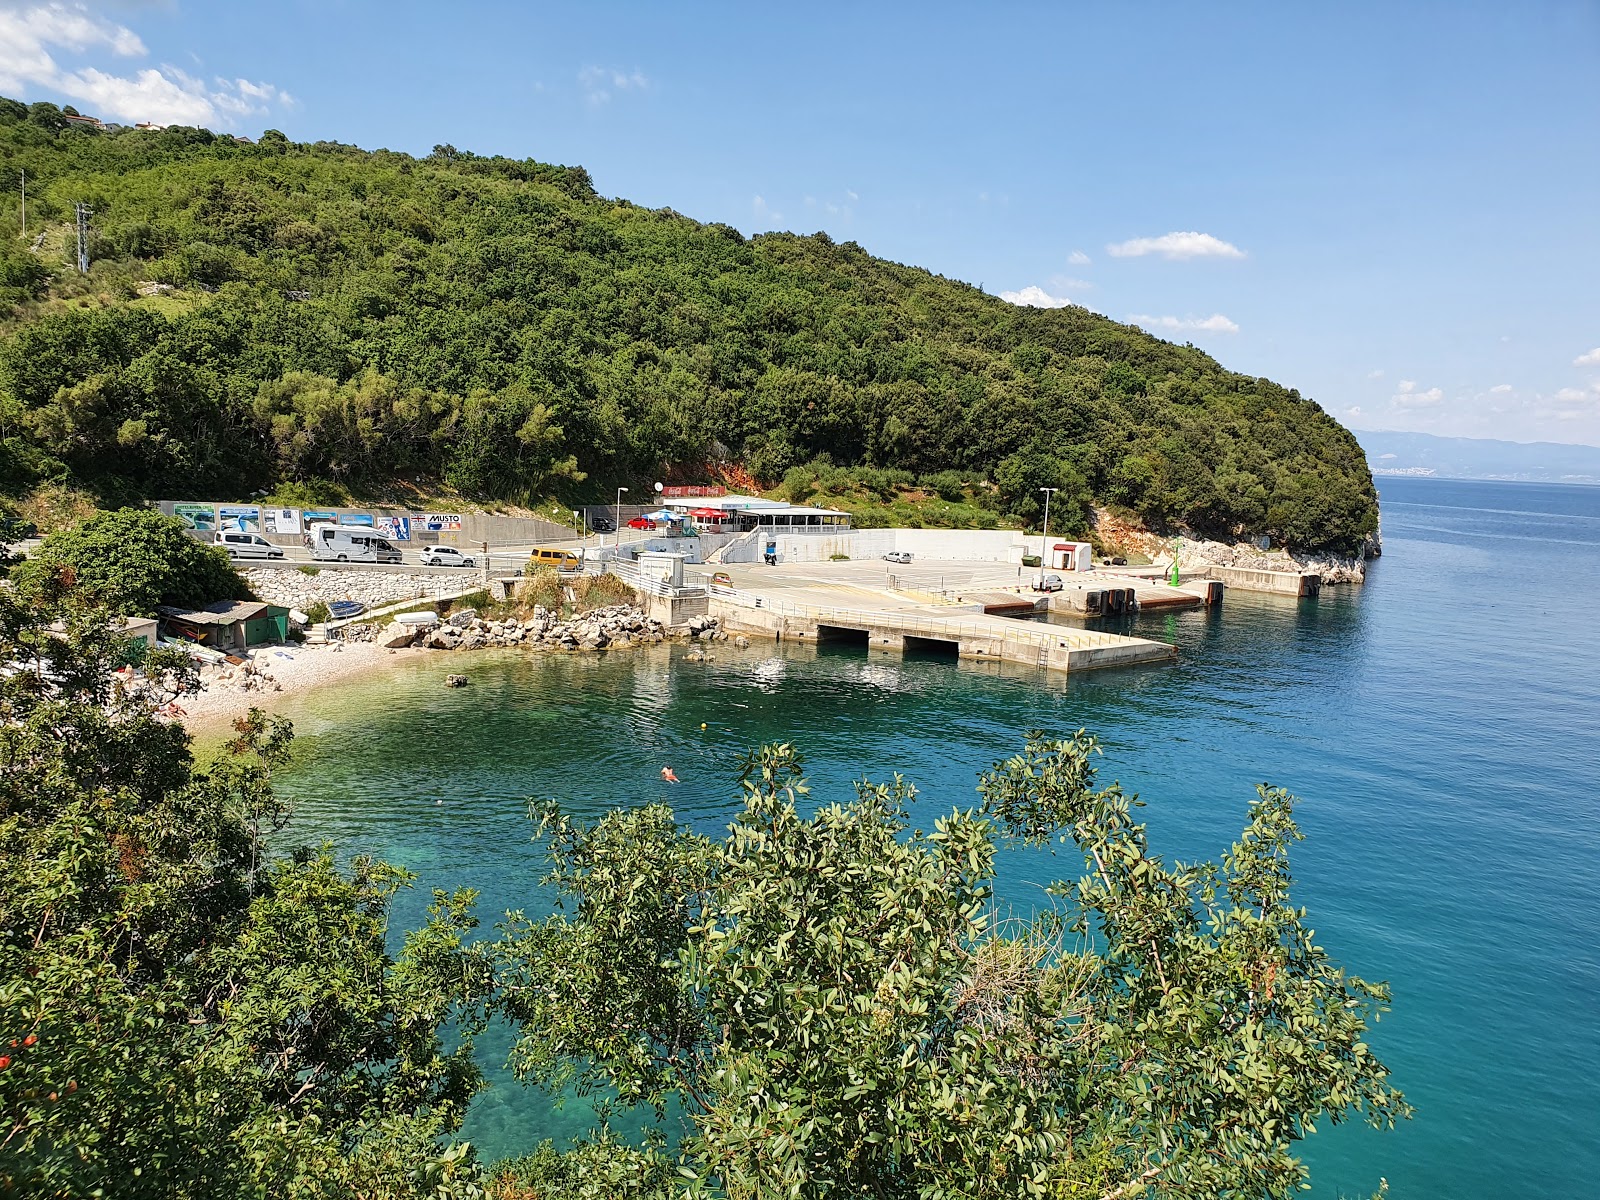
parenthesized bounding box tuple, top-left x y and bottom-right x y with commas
(178, 641, 413, 733)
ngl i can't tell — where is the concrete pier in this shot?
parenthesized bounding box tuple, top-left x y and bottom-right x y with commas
(711, 594, 1176, 673)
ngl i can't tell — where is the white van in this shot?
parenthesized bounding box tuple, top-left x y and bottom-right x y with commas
(214, 531, 284, 560)
(309, 524, 402, 564)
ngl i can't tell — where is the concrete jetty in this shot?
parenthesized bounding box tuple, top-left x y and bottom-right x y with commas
(705, 562, 1177, 674)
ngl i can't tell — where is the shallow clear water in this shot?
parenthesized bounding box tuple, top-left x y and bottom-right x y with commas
(269, 476, 1600, 1196)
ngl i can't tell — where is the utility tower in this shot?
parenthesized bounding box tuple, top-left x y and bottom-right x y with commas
(75, 202, 91, 274)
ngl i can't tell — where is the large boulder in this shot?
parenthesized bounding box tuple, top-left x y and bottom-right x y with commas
(447, 607, 478, 629)
(380, 622, 417, 649)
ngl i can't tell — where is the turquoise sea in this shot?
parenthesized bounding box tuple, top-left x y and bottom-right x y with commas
(272, 475, 1600, 1197)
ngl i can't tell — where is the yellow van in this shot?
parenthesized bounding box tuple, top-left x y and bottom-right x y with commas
(528, 546, 584, 572)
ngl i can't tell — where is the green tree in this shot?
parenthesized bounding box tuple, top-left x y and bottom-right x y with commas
(495, 736, 1408, 1198)
(13, 507, 249, 615)
(0, 591, 492, 1197)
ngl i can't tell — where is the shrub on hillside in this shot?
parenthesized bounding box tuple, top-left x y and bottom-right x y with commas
(14, 508, 251, 615)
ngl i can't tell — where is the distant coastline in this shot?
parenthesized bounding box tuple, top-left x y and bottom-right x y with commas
(1371, 468, 1600, 486)
(1357, 430, 1600, 486)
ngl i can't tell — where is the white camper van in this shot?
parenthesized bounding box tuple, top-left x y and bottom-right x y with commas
(309, 523, 402, 564)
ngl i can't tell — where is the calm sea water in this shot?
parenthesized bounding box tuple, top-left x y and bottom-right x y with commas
(269, 476, 1600, 1197)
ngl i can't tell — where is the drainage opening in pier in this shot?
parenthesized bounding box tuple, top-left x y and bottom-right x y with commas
(816, 624, 869, 647)
(903, 634, 959, 660)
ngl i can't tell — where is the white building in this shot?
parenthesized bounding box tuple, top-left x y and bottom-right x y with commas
(663, 493, 851, 534)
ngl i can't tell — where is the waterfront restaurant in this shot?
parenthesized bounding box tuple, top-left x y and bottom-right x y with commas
(662, 493, 851, 533)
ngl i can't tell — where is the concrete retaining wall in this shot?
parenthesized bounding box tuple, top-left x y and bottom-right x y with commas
(1207, 565, 1320, 597)
(727, 528, 1029, 565)
(159, 501, 572, 549)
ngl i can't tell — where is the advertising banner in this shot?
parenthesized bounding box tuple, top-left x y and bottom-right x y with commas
(342, 513, 374, 527)
(261, 507, 301, 535)
(303, 510, 337, 526)
(218, 505, 261, 533)
(375, 516, 411, 541)
(419, 513, 462, 531)
(173, 503, 216, 532)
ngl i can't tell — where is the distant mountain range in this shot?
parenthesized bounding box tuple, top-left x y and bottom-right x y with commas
(1354, 431, 1600, 485)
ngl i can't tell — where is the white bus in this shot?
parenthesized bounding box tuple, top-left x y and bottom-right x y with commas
(309, 523, 402, 564)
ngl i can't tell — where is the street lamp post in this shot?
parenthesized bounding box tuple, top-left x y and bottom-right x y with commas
(615, 487, 629, 548)
(1038, 486, 1058, 586)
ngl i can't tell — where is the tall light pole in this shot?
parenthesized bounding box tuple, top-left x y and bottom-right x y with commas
(615, 486, 629, 549)
(1038, 486, 1058, 585)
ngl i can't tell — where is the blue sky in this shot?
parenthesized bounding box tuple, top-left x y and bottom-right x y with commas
(4, 1, 1598, 446)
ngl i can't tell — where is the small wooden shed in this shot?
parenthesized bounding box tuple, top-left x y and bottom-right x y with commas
(156, 601, 289, 652)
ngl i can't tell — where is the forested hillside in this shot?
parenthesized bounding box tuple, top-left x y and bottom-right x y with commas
(0, 98, 1378, 550)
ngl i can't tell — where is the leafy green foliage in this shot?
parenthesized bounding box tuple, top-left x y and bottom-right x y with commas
(0, 99, 1376, 549)
(0, 591, 493, 1197)
(495, 736, 1407, 1198)
(12, 506, 249, 615)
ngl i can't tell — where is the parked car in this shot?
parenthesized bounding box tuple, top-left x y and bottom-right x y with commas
(1031, 574, 1065, 593)
(420, 545, 476, 568)
(590, 514, 615, 533)
(214, 530, 284, 560)
(626, 516, 657, 530)
(709, 571, 734, 588)
(882, 551, 913, 564)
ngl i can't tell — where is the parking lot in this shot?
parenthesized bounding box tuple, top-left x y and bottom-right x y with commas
(695, 555, 1042, 611)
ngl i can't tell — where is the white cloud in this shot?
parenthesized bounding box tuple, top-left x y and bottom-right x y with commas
(1046, 275, 1093, 291)
(1068, 249, 1091, 265)
(846, 189, 859, 202)
(1367, 369, 1385, 380)
(578, 65, 649, 105)
(1106, 231, 1246, 260)
(1126, 312, 1240, 334)
(1000, 285, 1078, 309)
(1346, 406, 1363, 417)
(1574, 347, 1600, 366)
(1489, 383, 1513, 394)
(1392, 380, 1445, 408)
(751, 194, 783, 227)
(0, 2, 288, 127)
(1554, 386, 1597, 403)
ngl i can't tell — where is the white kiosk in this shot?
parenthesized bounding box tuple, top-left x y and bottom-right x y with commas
(1051, 542, 1095, 572)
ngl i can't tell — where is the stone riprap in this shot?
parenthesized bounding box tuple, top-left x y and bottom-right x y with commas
(379, 605, 726, 653)
(1150, 537, 1372, 585)
(243, 569, 463, 611)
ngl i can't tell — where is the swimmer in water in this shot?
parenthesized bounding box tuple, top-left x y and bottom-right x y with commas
(661, 766, 680, 783)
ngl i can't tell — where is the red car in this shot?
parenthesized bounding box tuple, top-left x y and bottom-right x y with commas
(626, 516, 656, 530)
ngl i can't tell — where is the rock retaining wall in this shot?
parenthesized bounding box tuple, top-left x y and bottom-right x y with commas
(243, 569, 469, 611)
(378, 605, 728, 654)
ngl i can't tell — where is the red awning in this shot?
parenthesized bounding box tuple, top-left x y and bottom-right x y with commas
(690, 508, 724, 518)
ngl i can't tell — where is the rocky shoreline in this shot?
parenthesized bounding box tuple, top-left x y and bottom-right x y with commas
(368, 604, 743, 653)
(1151, 536, 1375, 585)
(1092, 508, 1379, 585)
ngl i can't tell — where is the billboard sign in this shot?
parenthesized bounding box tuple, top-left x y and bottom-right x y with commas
(420, 513, 462, 531)
(173, 503, 216, 532)
(375, 516, 411, 541)
(218, 505, 261, 533)
(341, 513, 374, 527)
(261, 507, 301, 535)
(303, 510, 337, 526)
